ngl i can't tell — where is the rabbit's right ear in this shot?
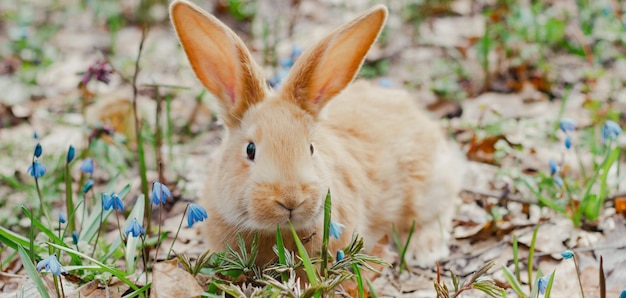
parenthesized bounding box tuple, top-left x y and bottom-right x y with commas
(170, 0, 266, 127)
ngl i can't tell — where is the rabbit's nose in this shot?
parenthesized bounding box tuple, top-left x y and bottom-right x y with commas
(276, 186, 303, 211)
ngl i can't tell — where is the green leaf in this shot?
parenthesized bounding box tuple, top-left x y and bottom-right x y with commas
(275, 225, 288, 283)
(321, 189, 331, 278)
(544, 270, 556, 298)
(288, 221, 318, 286)
(17, 245, 50, 298)
(502, 266, 526, 297)
(398, 220, 416, 274)
(528, 225, 539, 293)
(352, 263, 364, 298)
(48, 242, 139, 290)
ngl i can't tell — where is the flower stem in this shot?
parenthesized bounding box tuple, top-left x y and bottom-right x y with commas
(573, 254, 586, 298)
(65, 163, 76, 233)
(52, 274, 62, 298)
(167, 204, 189, 259)
(154, 205, 163, 263)
(34, 175, 51, 228)
(115, 210, 126, 249)
(91, 205, 103, 258)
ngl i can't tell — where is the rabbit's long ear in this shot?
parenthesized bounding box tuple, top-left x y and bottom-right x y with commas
(279, 5, 387, 117)
(170, 0, 266, 127)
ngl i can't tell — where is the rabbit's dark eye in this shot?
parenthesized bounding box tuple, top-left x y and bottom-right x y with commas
(310, 144, 314, 155)
(246, 143, 256, 161)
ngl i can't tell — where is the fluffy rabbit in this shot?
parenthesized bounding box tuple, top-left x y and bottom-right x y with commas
(170, 0, 463, 268)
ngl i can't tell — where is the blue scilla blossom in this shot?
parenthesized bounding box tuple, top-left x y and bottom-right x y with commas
(601, 120, 622, 143)
(36, 254, 66, 276)
(620, 290, 626, 298)
(59, 212, 66, 224)
(187, 203, 208, 227)
(34, 143, 42, 158)
(80, 158, 94, 174)
(554, 176, 564, 188)
(565, 135, 572, 149)
(72, 231, 79, 245)
(378, 77, 393, 88)
(336, 250, 345, 262)
(151, 181, 172, 205)
(103, 193, 124, 211)
(33, 131, 39, 139)
(66, 145, 75, 163)
(537, 275, 550, 295)
(83, 179, 94, 194)
(125, 218, 145, 238)
(27, 161, 47, 179)
(329, 221, 346, 239)
(559, 118, 576, 133)
(548, 159, 558, 175)
(561, 250, 574, 259)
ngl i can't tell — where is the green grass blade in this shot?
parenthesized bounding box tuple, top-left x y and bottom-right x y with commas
(352, 263, 364, 298)
(366, 278, 378, 298)
(513, 235, 520, 283)
(48, 242, 139, 290)
(528, 225, 539, 293)
(288, 221, 318, 286)
(501, 266, 526, 297)
(398, 220, 416, 274)
(122, 282, 151, 298)
(17, 245, 50, 298)
(321, 189, 331, 278)
(275, 225, 288, 283)
(544, 270, 556, 298)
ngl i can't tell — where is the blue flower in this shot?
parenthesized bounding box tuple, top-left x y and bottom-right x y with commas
(36, 254, 66, 276)
(72, 231, 79, 245)
(151, 181, 172, 205)
(329, 221, 345, 239)
(34, 143, 42, 158)
(83, 179, 94, 194)
(565, 135, 572, 149)
(187, 203, 208, 227)
(103, 193, 124, 211)
(554, 176, 564, 188)
(336, 250, 345, 262)
(125, 218, 145, 238)
(27, 161, 47, 179)
(59, 212, 66, 224)
(601, 120, 622, 143)
(620, 289, 626, 298)
(33, 131, 39, 139)
(537, 275, 549, 295)
(561, 250, 573, 259)
(559, 118, 576, 133)
(80, 158, 94, 174)
(378, 77, 392, 88)
(66, 145, 75, 163)
(548, 159, 558, 175)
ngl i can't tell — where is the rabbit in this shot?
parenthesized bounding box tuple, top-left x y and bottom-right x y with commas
(170, 0, 463, 269)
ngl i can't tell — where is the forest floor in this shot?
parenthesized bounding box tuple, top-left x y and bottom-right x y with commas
(1, 0, 625, 297)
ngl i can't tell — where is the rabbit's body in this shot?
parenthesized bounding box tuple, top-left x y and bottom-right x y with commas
(171, 0, 462, 268)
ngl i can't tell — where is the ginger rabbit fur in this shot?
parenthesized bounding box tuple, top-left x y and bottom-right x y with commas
(170, 0, 463, 268)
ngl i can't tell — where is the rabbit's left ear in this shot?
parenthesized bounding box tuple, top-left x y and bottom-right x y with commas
(279, 5, 387, 117)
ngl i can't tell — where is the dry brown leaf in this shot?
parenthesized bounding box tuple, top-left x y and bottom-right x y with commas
(150, 259, 204, 298)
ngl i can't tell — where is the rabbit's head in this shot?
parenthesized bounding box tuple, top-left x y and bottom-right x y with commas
(170, 1, 387, 232)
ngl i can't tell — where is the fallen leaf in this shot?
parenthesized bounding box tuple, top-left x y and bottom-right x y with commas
(150, 259, 204, 298)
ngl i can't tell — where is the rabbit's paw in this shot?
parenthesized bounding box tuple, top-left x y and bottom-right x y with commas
(404, 224, 451, 268)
